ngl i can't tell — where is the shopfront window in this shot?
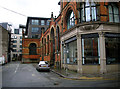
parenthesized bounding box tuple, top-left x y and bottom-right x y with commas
(105, 37, 120, 64)
(66, 40, 77, 65)
(82, 37, 99, 64)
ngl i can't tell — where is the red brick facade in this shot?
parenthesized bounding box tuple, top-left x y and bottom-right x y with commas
(22, 1, 120, 68)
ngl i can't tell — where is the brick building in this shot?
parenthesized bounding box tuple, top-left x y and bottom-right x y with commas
(22, 1, 120, 74)
(22, 17, 50, 63)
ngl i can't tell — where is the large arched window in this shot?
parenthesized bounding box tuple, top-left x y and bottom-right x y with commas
(44, 38, 46, 55)
(108, 3, 119, 22)
(79, 1, 98, 22)
(47, 35, 49, 54)
(56, 26, 60, 51)
(67, 10, 75, 29)
(29, 43, 37, 55)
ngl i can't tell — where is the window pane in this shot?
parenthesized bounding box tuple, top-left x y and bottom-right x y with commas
(109, 14, 113, 22)
(66, 40, 77, 65)
(114, 15, 119, 22)
(105, 38, 120, 64)
(108, 5, 112, 13)
(85, 0, 90, 6)
(113, 5, 119, 14)
(85, 7, 90, 21)
(32, 20, 39, 25)
(47, 20, 49, 25)
(67, 11, 75, 29)
(91, 7, 97, 21)
(41, 20, 45, 25)
(81, 8, 85, 22)
(32, 27, 39, 32)
(83, 38, 99, 64)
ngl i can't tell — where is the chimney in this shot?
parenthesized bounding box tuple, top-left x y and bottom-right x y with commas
(51, 12, 53, 18)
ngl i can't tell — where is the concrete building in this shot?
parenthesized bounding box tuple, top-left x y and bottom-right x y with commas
(11, 29, 22, 61)
(0, 22, 12, 63)
(0, 25, 9, 63)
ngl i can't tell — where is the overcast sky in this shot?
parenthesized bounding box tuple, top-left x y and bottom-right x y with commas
(0, 0, 60, 28)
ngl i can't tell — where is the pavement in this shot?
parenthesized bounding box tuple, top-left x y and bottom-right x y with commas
(50, 67, 120, 80)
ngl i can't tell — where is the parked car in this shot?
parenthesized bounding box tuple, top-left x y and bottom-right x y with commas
(0, 56, 5, 65)
(36, 61, 50, 72)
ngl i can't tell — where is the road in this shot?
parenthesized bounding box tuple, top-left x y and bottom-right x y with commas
(1, 61, 119, 88)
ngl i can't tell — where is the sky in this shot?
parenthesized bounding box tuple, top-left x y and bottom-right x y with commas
(0, 0, 60, 28)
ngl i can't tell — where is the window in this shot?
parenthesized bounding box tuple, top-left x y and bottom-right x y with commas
(79, 1, 97, 22)
(20, 36, 22, 39)
(13, 49, 17, 52)
(20, 50, 22, 52)
(41, 20, 45, 25)
(14, 29, 19, 34)
(20, 45, 22, 48)
(13, 45, 17, 48)
(67, 11, 75, 29)
(56, 26, 60, 51)
(13, 40, 17, 43)
(82, 37, 99, 64)
(108, 3, 119, 22)
(32, 20, 39, 25)
(64, 40, 77, 64)
(20, 41, 22, 43)
(32, 27, 39, 32)
(105, 37, 120, 64)
(29, 43, 37, 55)
(47, 20, 50, 25)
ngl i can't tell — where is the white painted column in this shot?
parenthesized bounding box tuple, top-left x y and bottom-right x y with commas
(77, 34, 82, 74)
(99, 32, 107, 74)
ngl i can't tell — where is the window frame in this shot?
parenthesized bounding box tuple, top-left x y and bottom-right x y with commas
(108, 3, 120, 23)
(79, 2, 98, 23)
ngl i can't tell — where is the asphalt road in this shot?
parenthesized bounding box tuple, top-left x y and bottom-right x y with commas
(1, 61, 119, 88)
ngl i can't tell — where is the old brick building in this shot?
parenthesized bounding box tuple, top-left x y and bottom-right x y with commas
(22, 17, 50, 63)
(22, 1, 120, 74)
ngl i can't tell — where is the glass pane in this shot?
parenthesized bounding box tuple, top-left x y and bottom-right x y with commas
(113, 4, 119, 14)
(85, 7, 90, 21)
(83, 38, 99, 64)
(105, 38, 120, 64)
(41, 20, 45, 25)
(91, 2, 95, 6)
(108, 5, 112, 13)
(114, 15, 119, 22)
(109, 14, 113, 22)
(67, 11, 75, 29)
(81, 8, 85, 22)
(85, 0, 90, 6)
(91, 7, 97, 21)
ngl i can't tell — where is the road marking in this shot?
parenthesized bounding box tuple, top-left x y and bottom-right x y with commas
(14, 64, 19, 73)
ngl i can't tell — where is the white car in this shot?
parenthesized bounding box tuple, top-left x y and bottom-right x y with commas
(0, 56, 5, 65)
(36, 61, 50, 72)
